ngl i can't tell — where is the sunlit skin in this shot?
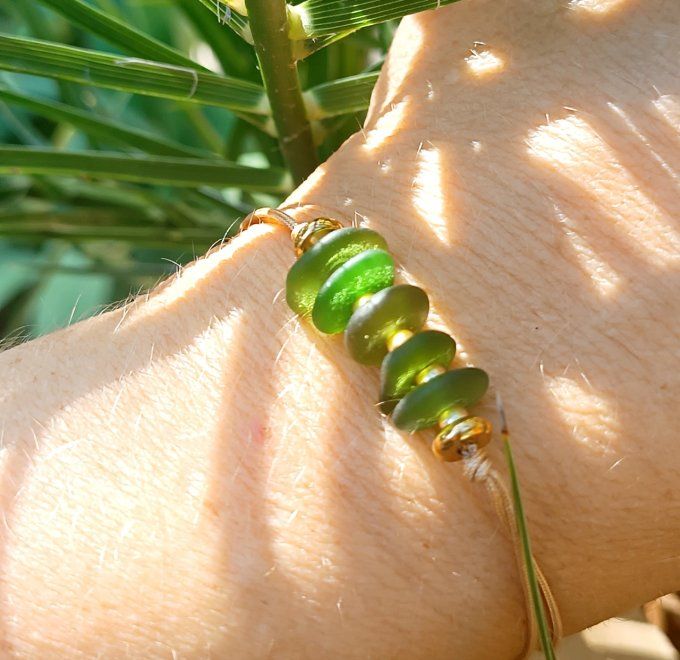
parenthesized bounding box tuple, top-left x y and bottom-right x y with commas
(0, 0, 678, 657)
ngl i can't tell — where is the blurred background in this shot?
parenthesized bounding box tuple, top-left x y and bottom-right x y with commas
(0, 0, 389, 342)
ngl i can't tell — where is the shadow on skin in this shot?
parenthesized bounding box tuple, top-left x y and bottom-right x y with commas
(286, 0, 680, 638)
(0, 228, 306, 653)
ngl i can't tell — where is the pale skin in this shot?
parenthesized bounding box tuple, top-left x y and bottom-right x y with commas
(0, 0, 679, 657)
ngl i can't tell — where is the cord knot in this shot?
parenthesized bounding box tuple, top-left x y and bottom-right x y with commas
(462, 446, 492, 482)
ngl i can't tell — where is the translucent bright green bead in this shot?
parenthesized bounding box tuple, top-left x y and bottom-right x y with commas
(391, 367, 489, 432)
(312, 249, 395, 334)
(344, 284, 429, 366)
(286, 227, 388, 317)
(379, 330, 456, 413)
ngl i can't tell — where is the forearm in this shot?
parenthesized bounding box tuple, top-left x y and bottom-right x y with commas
(0, 225, 297, 656)
(0, 224, 523, 657)
(0, 218, 677, 658)
(0, 229, 507, 660)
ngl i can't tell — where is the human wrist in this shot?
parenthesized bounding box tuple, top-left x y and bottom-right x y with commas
(271, 103, 679, 655)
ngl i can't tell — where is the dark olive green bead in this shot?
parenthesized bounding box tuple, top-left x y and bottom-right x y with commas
(312, 249, 395, 334)
(391, 367, 489, 432)
(286, 227, 388, 316)
(344, 284, 429, 366)
(379, 330, 456, 414)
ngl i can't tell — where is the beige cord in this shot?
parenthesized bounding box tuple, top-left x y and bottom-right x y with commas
(463, 449, 563, 658)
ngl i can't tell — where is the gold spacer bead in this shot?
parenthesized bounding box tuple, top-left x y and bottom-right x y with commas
(291, 217, 344, 256)
(437, 405, 470, 429)
(415, 363, 447, 385)
(353, 293, 374, 311)
(385, 328, 414, 352)
(432, 416, 492, 462)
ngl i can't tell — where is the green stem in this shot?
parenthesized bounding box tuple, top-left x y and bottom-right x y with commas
(503, 436, 556, 660)
(244, 0, 318, 183)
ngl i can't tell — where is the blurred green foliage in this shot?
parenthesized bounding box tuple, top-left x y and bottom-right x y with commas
(0, 0, 397, 341)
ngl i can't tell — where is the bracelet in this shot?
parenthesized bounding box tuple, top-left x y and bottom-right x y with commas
(241, 206, 563, 658)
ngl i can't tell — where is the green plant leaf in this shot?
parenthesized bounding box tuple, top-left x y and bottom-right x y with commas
(0, 215, 224, 250)
(305, 72, 378, 119)
(35, 0, 200, 69)
(29, 0, 273, 136)
(0, 147, 292, 192)
(0, 88, 210, 157)
(0, 207, 163, 229)
(0, 243, 41, 308)
(294, 31, 355, 60)
(0, 34, 269, 114)
(192, 0, 253, 43)
(177, 0, 255, 77)
(23, 246, 116, 336)
(290, 0, 461, 38)
(51, 180, 170, 212)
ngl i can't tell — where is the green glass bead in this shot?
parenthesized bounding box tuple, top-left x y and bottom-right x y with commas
(312, 249, 395, 334)
(379, 330, 457, 414)
(344, 284, 429, 366)
(286, 227, 388, 316)
(391, 367, 489, 432)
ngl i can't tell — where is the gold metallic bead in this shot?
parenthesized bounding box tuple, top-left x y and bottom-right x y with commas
(385, 328, 414, 352)
(437, 405, 470, 429)
(353, 293, 374, 311)
(291, 217, 344, 255)
(432, 416, 492, 462)
(415, 363, 447, 385)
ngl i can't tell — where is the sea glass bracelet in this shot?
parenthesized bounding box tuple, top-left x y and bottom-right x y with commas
(241, 207, 562, 658)
(245, 208, 492, 459)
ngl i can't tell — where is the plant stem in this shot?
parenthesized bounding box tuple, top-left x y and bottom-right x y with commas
(244, 0, 318, 184)
(498, 397, 556, 660)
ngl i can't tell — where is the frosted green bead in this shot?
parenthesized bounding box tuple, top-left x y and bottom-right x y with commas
(286, 227, 388, 316)
(391, 367, 489, 432)
(312, 249, 394, 334)
(379, 330, 456, 414)
(345, 285, 429, 366)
